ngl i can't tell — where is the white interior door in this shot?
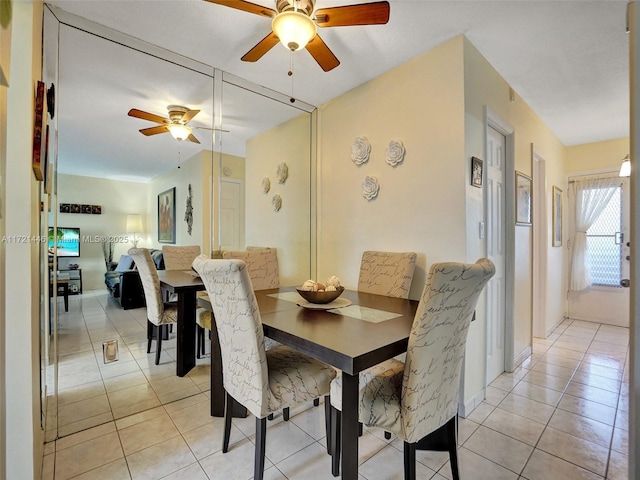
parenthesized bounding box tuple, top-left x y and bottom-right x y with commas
(220, 179, 244, 250)
(532, 151, 548, 338)
(486, 125, 507, 383)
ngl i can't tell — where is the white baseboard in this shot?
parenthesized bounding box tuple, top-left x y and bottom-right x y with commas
(513, 346, 532, 369)
(459, 389, 486, 418)
(544, 316, 566, 337)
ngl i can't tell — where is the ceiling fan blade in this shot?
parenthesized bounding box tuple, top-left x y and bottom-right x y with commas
(306, 34, 340, 72)
(241, 32, 280, 62)
(139, 125, 169, 136)
(181, 109, 200, 123)
(128, 108, 168, 124)
(315, 1, 390, 27)
(187, 133, 201, 144)
(203, 0, 276, 18)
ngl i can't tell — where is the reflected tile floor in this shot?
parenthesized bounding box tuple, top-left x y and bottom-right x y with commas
(43, 298, 630, 479)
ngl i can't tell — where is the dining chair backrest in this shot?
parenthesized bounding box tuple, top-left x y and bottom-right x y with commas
(192, 256, 269, 418)
(222, 249, 279, 290)
(162, 245, 202, 270)
(128, 248, 164, 325)
(401, 258, 495, 443)
(357, 251, 417, 299)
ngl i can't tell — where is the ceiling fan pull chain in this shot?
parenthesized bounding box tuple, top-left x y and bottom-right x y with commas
(289, 51, 296, 103)
(177, 148, 181, 169)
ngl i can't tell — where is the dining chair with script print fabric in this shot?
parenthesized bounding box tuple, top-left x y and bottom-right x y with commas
(128, 248, 178, 365)
(358, 251, 417, 299)
(192, 257, 337, 480)
(329, 258, 495, 479)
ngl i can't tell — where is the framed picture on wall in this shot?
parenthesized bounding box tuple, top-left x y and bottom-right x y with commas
(471, 156, 483, 187)
(515, 171, 532, 226)
(552, 185, 563, 246)
(158, 187, 176, 244)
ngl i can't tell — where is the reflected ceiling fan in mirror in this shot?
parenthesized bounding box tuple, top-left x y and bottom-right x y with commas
(204, 0, 390, 72)
(128, 105, 226, 144)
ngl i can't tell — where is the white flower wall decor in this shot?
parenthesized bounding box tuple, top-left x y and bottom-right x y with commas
(385, 139, 405, 166)
(272, 194, 282, 212)
(351, 136, 371, 165)
(276, 162, 289, 184)
(262, 177, 271, 194)
(362, 176, 380, 201)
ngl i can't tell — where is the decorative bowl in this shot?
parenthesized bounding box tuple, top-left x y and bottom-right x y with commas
(296, 286, 344, 304)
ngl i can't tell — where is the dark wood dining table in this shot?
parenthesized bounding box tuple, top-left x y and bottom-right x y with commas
(198, 286, 418, 480)
(157, 270, 206, 377)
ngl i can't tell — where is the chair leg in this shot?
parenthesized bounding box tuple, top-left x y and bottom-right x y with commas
(385, 431, 391, 440)
(223, 392, 234, 453)
(446, 416, 460, 480)
(314, 398, 320, 407)
(155, 324, 163, 365)
(359, 422, 363, 436)
(196, 325, 203, 359)
(330, 406, 341, 477)
(403, 442, 416, 480)
(267, 413, 274, 421)
(324, 396, 332, 455)
(283, 407, 290, 421)
(254, 416, 267, 480)
(146, 321, 153, 353)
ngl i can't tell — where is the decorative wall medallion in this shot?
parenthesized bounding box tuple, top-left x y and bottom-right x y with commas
(277, 162, 289, 184)
(272, 194, 282, 212)
(184, 183, 193, 236)
(351, 136, 371, 165)
(262, 177, 271, 194)
(362, 176, 379, 201)
(385, 139, 405, 166)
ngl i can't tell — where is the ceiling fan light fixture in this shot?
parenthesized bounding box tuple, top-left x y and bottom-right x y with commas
(168, 124, 192, 142)
(272, 11, 317, 51)
(620, 153, 631, 177)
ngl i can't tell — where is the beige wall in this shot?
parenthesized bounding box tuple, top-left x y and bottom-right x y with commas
(318, 37, 466, 296)
(245, 114, 312, 286)
(4, 2, 44, 478)
(462, 38, 567, 408)
(566, 137, 629, 173)
(56, 174, 148, 289)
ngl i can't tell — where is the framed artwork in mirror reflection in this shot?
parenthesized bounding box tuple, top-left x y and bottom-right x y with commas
(471, 156, 483, 187)
(515, 172, 532, 226)
(158, 187, 176, 244)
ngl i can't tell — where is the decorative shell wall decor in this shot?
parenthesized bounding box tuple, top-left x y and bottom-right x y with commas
(276, 162, 289, 184)
(385, 139, 405, 166)
(262, 177, 271, 194)
(272, 194, 282, 212)
(351, 136, 371, 165)
(362, 176, 380, 201)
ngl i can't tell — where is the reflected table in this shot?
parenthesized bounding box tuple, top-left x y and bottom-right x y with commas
(199, 286, 418, 480)
(157, 270, 205, 377)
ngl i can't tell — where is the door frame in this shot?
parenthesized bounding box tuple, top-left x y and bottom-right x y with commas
(485, 107, 516, 375)
(532, 146, 548, 338)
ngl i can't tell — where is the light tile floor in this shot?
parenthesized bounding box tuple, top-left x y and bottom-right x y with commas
(43, 293, 630, 479)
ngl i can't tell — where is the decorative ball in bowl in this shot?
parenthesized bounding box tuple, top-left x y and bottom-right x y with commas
(296, 286, 344, 304)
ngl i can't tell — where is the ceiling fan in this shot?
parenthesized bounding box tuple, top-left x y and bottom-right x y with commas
(128, 105, 225, 144)
(204, 0, 390, 72)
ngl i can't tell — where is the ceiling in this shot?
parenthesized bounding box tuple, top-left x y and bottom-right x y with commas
(46, 0, 630, 182)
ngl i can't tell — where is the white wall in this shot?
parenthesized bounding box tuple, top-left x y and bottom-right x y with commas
(56, 174, 148, 290)
(245, 114, 312, 286)
(4, 2, 44, 478)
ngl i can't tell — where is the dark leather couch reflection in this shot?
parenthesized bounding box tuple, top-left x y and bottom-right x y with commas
(104, 249, 164, 309)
